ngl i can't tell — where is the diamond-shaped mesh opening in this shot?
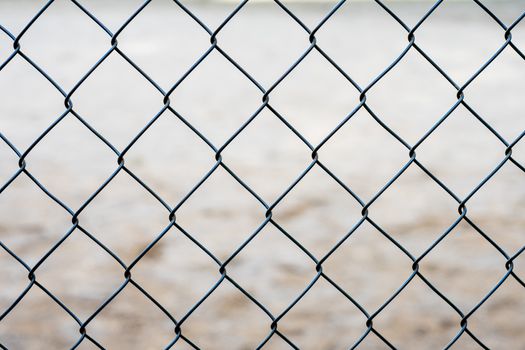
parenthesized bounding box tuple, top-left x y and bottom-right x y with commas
(174, 167, 265, 260)
(34, 229, 123, 320)
(16, 0, 110, 90)
(171, 49, 263, 145)
(0, 0, 523, 348)
(271, 165, 362, 257)
(226, 224, 316, 314)
(419, 220, 507, 311)
(77, 172, 168, 262)
(123, 108, 216, 206)
(130, 225, 219, 320)
(319, 108, 408, 200)
(322, 221, 413, 312)
(367, 164, 459, 255)
(72, 52, 163, 149)
(222, 108, 313, 202)
(23, 115, 116, 208)
(366, 49, 458, 144)
(416, 105, 506, 197)
(269, 49, 361, 144)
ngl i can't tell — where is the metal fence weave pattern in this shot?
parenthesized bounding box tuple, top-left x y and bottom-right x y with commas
(0, 0, 524, 349)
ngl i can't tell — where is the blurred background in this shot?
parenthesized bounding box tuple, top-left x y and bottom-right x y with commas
(0, 0, 524, 349)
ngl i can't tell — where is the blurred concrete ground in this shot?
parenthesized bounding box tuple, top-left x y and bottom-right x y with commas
(0, 0, 524, 349)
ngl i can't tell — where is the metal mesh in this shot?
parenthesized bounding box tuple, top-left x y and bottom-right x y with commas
(0, 0, 524, 349)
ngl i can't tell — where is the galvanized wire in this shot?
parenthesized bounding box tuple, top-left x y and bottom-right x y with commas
(0, 0, 524, 349)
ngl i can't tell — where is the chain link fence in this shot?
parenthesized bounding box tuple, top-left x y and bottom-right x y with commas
(0, 0, 524, 349)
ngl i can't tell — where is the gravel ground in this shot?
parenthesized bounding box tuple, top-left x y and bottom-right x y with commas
(0, 0, 524, 349)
